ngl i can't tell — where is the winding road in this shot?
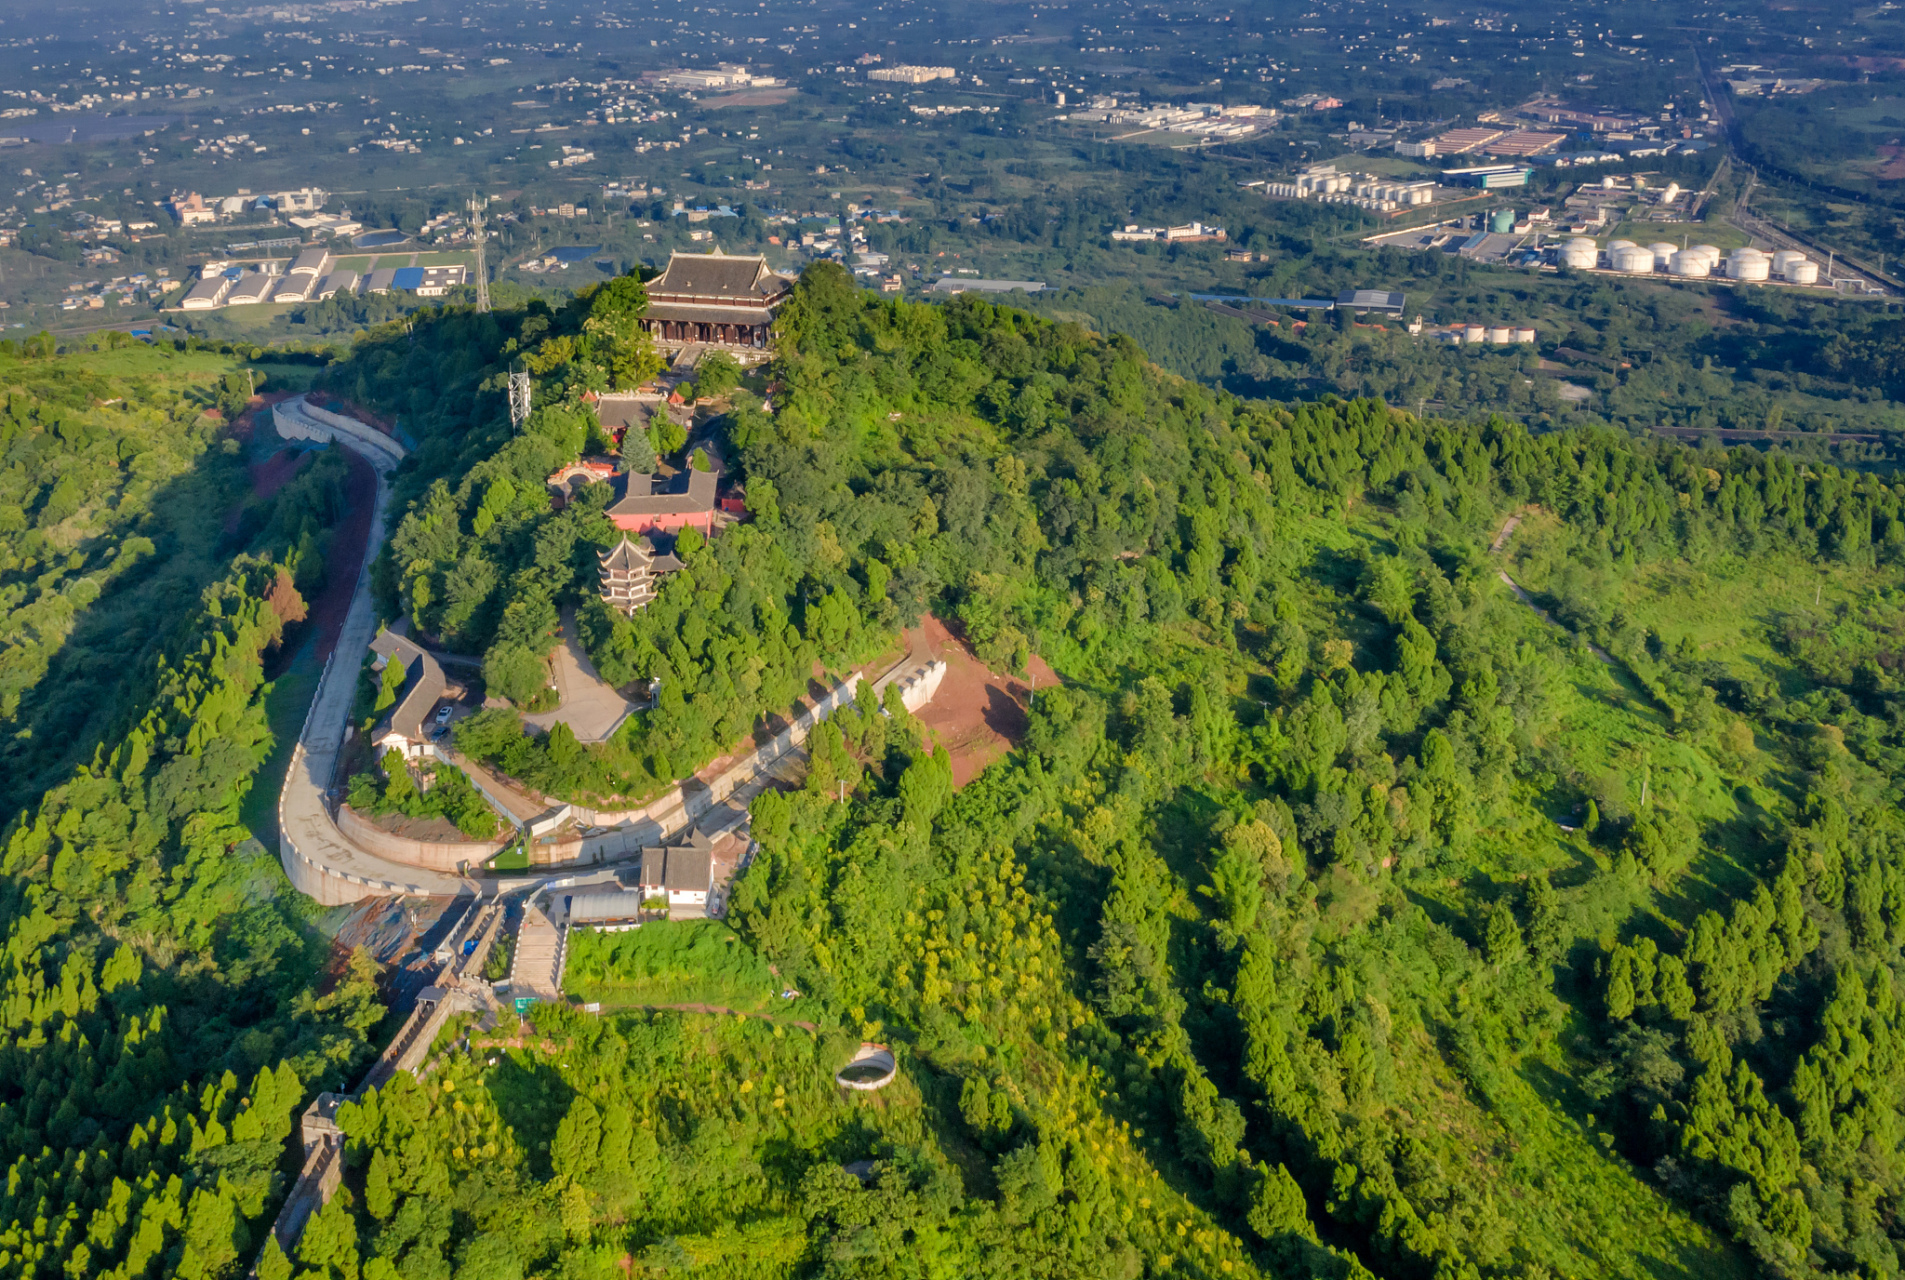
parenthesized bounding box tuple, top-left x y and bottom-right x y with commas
(273, 397, 476, 905)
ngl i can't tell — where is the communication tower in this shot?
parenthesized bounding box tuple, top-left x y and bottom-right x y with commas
(469, 196, 490, 314)
(507, 371, 532, 429)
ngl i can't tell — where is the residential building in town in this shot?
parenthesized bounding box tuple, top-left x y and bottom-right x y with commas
(169, 193, 216, 226)
(271, 187, 329, 212)
(867, 65, 956, 84)
(638, 250, 793, 350)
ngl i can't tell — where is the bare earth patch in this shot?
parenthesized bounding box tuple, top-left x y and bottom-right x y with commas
(910, 614, 1058, 787)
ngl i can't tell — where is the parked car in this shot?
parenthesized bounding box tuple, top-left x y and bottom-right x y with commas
(435, 704, 454, 725)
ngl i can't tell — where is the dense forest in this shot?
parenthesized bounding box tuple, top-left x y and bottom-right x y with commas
(225, 261, 1905, 1280)
(0, 340, 386, 1280)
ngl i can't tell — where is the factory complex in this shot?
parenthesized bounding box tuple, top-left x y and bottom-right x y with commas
(176, 248, 468, 312)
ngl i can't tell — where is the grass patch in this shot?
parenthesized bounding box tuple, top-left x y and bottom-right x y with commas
(562, 920, 809, 1016)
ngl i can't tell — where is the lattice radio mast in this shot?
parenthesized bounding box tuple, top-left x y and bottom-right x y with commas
(508, 370, 532, 429)
(469, 195, 490, 314)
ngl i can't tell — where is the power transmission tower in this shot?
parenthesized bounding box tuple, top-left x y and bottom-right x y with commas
(469, 195, 490, 314)
(508, 370, 532, 429)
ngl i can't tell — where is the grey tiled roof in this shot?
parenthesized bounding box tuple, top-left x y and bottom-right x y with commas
(369, 630, 446, 745)
(606, 466, 717, 518)
(647, 251, 792, 302)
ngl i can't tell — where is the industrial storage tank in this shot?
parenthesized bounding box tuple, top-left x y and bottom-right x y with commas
(1559, 237, 1599, 269)
(1771, 249, 1805, 276)
(1488, 209, 1516, 233)
(1487, 326, 1513, 344)
(1464, 324, 1487, 344)
(1610, 244, 1653, 273)
(1727, 249, 1770, 282)
(1513, 327, 1537, 344)
(1691, 244, 1723, 269)
(1650, 243, 1679, 270)
(1785, 260, 1820, 285)
(1669, 250, 1712, 278)
(1607, 239, 1639, 253)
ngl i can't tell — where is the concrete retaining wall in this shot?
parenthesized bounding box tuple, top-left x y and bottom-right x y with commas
(274, 396, 406, 471)
(569, 657, 948, 836)
(336, 805, 507, 871)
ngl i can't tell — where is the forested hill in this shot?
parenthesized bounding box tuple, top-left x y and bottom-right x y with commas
(0, 338, 387, 1280)
(240, 261, 1905, 1280)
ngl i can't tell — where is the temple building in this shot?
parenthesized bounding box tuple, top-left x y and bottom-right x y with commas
(599, 534, 684, 615)
(640, 250, 793, 350)
(606, 464, 718, 537)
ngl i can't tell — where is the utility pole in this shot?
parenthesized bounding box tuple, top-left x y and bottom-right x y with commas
(469, 194, 490, 314)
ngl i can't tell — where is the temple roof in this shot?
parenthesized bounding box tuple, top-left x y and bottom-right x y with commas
(593, 396, 692, 432)
(607, 465, 718, 518)
(646, 251, 793, 303)
(643, 301, 778, 324)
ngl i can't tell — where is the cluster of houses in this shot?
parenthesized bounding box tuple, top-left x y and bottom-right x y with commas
(168, 186, 329, 226)
(179, 248, 467, 311)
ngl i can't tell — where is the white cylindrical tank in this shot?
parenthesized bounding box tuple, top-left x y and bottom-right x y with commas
(1607, 239, 1638, 252)
(1487, 326, 1513, 344)
(1771, 250, 1805, 275)
(1663, 182, 1680, 202)
(1650, 243, 1678, 270)
(1786, 260, 1820, 285)
(1513, 327, 1537, 344)
(1692, 244, 1722, 268)
(1728, 249, 1770, 281)
(1560, 237, 1598, 269)
(1670, 250, 1712, 278)
(1610, 245, 1653, 273)
(1464, 324, 1487, 344)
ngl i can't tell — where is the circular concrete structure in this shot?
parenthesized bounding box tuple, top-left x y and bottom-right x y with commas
(835, 1043, 898, 1091)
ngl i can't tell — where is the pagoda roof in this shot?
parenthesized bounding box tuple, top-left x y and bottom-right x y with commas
(599, 533, 683, 574)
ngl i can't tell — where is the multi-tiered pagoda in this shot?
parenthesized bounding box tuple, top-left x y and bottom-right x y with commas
(598, 533, 685, 615)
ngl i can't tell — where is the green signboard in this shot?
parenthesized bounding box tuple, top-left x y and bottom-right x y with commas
(513, 996, 537, 1015)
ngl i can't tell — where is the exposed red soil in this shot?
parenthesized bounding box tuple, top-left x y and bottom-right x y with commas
(910, 614, 1058, 788)
(225, 447, 314, 536)
(228, 390, 297, 443)
(296, 446, 377, 671)
(250, 447, 311, 501)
